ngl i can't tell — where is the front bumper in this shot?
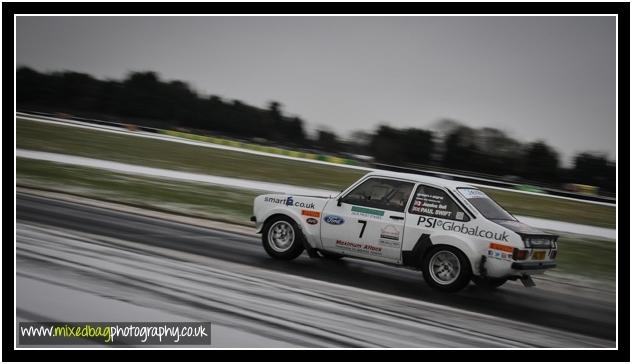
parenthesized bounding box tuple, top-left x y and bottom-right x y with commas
(511, 261, 556, 270)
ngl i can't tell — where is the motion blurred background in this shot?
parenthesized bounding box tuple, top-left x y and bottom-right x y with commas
(16, 16, 616, 198)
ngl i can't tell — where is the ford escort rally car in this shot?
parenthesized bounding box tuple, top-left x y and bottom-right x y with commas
(251, 171, 558, 292)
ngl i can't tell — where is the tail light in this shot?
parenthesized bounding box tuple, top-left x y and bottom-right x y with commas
(513, 248, 529, 260)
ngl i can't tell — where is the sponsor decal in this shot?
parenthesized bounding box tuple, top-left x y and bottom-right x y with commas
(459, 188, 487, 199)
(378, 225, 401, 247)
(413, 192, 451, 218)
(410, 188, 466, 221)
(335, 239, 383, 256)
(264, 196, 288, 204)
(324, 215, 345, 225)
(417, 216, 509, 242)
(351, 206, 384, 219)
(306, 218, 318, 225)
(487, 249, 512, 261)
(379, 225, 400, 241)
(489, 242, 513, 253)
(301, 210, 321, 218)
(264, 196, 315, 209)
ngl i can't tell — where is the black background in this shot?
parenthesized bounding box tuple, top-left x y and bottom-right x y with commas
(4, 2, 629, 362)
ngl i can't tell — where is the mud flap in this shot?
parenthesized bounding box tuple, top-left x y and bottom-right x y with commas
(479, 255, 488, 277)
(519, 275, 536, 288)
(302, 239, 320, 258)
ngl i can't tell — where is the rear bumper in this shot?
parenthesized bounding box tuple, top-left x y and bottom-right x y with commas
(511, 261, 556, 270)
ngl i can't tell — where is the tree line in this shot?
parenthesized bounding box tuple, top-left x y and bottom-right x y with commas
(16, 67, 616, 194)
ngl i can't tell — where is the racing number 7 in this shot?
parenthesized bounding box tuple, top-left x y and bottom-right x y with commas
(357, 220, 367, 238)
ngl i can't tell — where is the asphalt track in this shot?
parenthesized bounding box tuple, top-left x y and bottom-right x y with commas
(16, 193, 616, 347)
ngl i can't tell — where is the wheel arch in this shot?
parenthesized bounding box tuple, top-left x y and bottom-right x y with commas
(258, 209, 303, 233)
(403, 233, 478, 270)
(427, 235, 478, 269)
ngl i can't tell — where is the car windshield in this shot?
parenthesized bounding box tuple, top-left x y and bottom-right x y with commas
(457, 188, 516, 221)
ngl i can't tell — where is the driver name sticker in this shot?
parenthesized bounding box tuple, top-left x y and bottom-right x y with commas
(412, 192, 453, 219)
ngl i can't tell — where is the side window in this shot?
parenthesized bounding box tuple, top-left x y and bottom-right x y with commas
(409, 185, 470, 221)
(341, 178, 414, 212)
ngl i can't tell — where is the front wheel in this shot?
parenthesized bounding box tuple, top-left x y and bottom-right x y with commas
(261, 216, 305, 260)
(421, 246, 472, 292)
(471, 276, 507, 289)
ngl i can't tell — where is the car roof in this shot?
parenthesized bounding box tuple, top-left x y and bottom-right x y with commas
(363, 170, 476, 190)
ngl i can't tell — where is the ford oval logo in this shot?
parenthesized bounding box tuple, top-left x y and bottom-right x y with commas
(324, 215, 345, 225)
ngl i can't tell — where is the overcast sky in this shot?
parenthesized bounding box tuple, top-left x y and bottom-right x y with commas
(16, 16, 616, 166)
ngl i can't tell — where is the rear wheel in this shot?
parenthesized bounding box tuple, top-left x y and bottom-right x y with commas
(262, 216, 305, 260)
(471, 276, 508, 289)
(421, 246, 472, 292)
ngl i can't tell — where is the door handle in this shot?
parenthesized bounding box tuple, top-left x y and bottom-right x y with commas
(389, 215, 404, 220)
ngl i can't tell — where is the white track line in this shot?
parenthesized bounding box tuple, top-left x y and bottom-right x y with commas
(17, 113, 616, 207)
(16, 149, 615, 240)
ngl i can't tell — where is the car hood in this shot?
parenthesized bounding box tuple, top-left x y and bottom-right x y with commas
(491, 219, 557, 238)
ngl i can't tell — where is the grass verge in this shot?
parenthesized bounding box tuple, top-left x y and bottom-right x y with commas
(17, 158, 257, 225)
(17, 117, 615, 228)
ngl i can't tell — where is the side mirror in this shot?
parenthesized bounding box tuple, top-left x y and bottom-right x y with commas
(337, 197, 342, 207)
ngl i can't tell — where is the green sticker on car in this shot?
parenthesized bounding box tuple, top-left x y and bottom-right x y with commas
(351, 206, 385, 216)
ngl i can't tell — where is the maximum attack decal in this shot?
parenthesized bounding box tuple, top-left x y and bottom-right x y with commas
(417, 216, 509, 242)
(335, 239, 383, 256)
(264, 196, 315, 209)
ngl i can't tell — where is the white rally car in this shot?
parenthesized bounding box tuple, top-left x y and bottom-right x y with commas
(251, 171, 558, 292)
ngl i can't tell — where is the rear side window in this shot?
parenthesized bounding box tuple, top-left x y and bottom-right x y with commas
(342, 178, 414, 212)
(457, 188, 516, 221)
(409, 185, 469, 221)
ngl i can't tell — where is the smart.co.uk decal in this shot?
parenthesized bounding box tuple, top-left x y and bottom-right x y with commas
(264, 196, 315, 209)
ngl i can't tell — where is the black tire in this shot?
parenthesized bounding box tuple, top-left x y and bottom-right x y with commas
(319, 250, 344, 260)
(471, 276, 508, 289)
(421, 245, 472, 292)
(261, 215, 305, 260)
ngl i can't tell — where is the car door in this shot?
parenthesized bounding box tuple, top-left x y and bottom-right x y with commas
(402, 183, 472, 252)
(320, 177, 415, 264)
